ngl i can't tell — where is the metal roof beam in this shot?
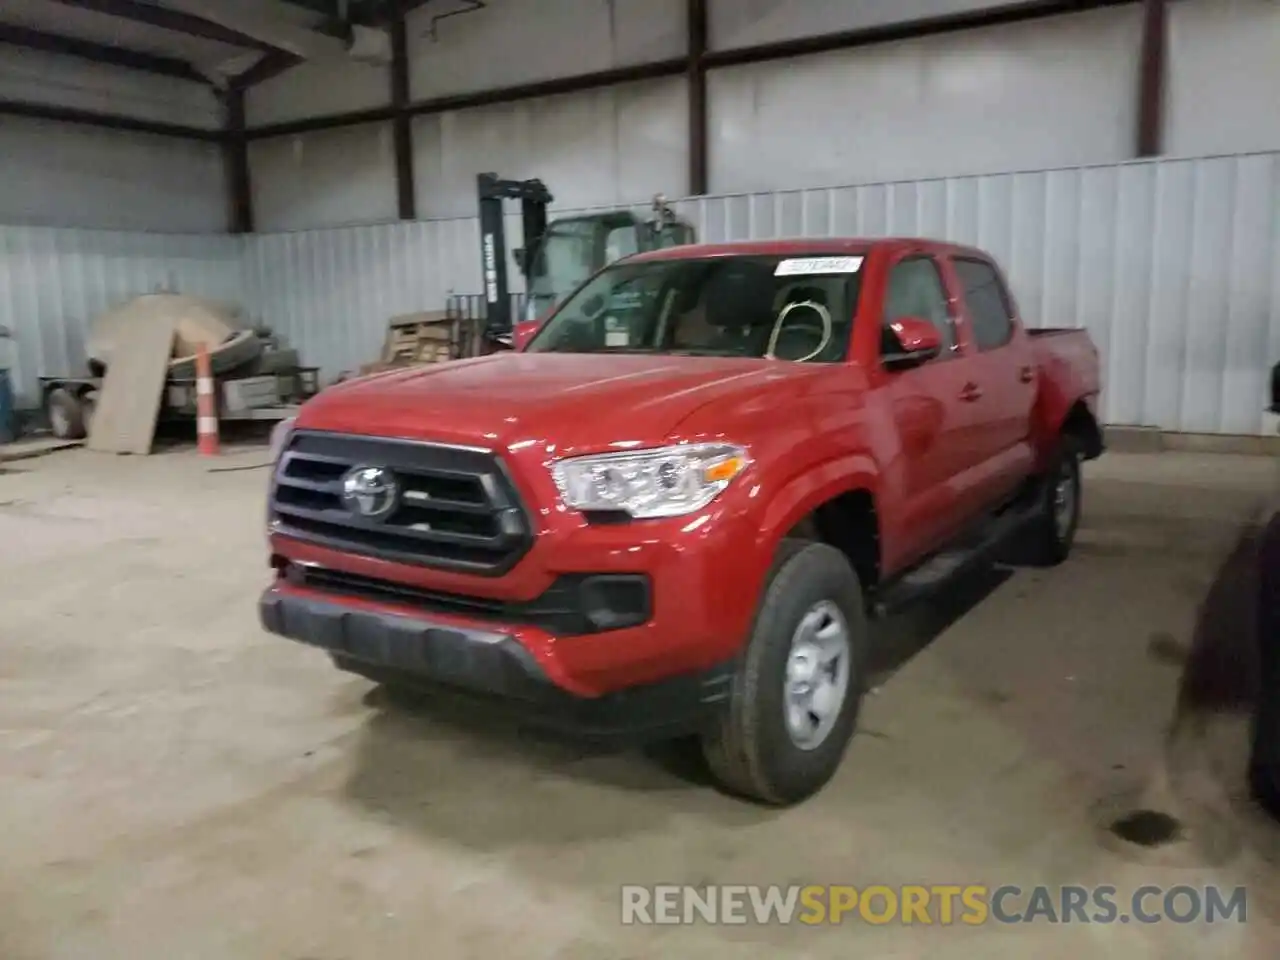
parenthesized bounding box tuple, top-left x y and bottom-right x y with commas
(0, 22, 207, 82)
(46, 0, 290, 55)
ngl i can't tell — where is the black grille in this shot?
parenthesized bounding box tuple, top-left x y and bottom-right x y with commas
(269, 431, 533, 575)
(277, 561, 646, 636)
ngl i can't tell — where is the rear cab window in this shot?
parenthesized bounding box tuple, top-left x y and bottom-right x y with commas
(952, 257, 1015, 351)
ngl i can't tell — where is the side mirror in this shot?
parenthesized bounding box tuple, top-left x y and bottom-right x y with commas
(512, 247, 527, 273)
(513, 319, 542, 351)
(883, 317, 943, 370)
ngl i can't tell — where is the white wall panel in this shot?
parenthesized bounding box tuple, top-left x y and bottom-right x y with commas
(0, 117, 228, 232)
(708, 6, 1142, 195)
(0, 226, 242, 407)
(0, 47, 225, 232)
(681, 158, 1280, 437)
(0, 48, 221, 129)
(248, 123, 398, 231)
(240, 218, 484, 379)
(406, 0, 685, 100)
(1167, 0, 1280, 157)
(413, 77, 688, 219)
(242, 152, 1280, 437)
(245, 59, 390, 127)
(708, 0, 1025, 50)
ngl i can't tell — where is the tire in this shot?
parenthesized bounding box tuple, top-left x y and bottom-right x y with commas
(1024, 438, 1083, 567)
(81, 391, 97, 436)
(46, 388, 87, 440)
(1249, 512, 1280, 821)
(1249, 716, 1280, 821)
(701, 539, 867, 805)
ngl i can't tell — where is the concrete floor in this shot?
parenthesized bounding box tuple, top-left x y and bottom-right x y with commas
(2, 445, 1279, 959)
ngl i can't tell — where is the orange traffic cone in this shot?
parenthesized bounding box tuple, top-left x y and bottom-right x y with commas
(196, 342, 220, 457)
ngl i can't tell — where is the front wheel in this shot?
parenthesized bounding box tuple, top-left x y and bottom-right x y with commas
(701, 540, 867, 805)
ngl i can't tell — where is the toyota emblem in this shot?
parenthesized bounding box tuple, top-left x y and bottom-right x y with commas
(340, 465, 399, 520)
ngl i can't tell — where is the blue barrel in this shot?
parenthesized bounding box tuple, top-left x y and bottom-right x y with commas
(0, 368, 14, 444)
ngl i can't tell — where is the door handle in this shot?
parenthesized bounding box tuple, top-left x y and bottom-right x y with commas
(959, 383, 983, 402)
(1019, 366, 1035, 384)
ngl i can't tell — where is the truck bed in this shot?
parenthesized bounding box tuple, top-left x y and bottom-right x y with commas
(1028, 325, 1103, 459)
(1029, 326, 1099, 389)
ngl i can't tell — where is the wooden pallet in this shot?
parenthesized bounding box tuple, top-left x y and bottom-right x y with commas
(382, 310, 453, 366)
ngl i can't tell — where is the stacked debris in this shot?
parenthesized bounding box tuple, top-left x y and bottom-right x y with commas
(55, 294, 312, 455)
(86, 294, 261, 379)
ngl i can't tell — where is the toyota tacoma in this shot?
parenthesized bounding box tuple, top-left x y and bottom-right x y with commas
(261, 238, 1104, 805)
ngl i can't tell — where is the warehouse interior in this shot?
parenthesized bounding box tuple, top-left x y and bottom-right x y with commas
(2, 0, 1280, 956)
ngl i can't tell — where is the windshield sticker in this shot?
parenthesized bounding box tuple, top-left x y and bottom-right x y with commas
(775, 256, 864, 277)
(604, 315, 629, 347)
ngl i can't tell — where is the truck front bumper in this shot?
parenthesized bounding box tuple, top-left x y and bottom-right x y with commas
(260, 585, 733, 742)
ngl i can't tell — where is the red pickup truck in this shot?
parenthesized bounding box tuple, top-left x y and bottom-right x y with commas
(261, 238, 1103, 805)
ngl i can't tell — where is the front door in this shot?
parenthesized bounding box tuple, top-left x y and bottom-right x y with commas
(874, 252, 984, 567)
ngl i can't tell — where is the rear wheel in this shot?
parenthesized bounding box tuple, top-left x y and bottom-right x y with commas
(701, 540, 867, 805)
(46, 388, 88, 440)
(81, 390, 97, 436)
(1024, 438, 1082, 566)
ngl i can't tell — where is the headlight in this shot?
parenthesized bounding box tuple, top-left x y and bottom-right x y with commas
(551, 443, 749, 519)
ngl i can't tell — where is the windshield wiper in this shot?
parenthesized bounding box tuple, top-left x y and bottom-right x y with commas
(538, 345, 659, 355)
(667, 348, 747, 357)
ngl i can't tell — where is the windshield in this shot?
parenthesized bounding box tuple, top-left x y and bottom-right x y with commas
(525, 254, 865, 362)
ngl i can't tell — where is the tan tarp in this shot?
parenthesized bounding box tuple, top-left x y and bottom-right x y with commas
(87, 294, 261, 376)
(85, 317, 175, 456)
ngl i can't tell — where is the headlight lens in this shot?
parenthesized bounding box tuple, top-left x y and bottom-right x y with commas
(551, 443, 749, 519)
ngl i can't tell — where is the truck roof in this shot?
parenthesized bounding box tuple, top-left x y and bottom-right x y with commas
(626, 236, 990, 264)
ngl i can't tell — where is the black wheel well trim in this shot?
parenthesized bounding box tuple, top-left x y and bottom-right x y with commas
(1059, 398, 1104, 460)
(784, 485, 880, 589)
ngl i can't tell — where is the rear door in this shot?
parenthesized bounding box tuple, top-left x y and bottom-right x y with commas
(945, 256, 1037, 511)
(873, 251, 984, 566)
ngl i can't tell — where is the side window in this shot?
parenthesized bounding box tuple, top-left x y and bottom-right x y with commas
(883, 256, 954, 355)
(954, 258, 1014, 351)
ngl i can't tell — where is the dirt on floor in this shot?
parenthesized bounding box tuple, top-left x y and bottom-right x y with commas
(1, 445, 1278, 959)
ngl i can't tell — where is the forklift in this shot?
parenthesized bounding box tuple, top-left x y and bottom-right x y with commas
(476, 172, 696, 343)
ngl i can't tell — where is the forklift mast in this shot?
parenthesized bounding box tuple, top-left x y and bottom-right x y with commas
(477, 172, 552, 338)
(476, 174, 697, 341)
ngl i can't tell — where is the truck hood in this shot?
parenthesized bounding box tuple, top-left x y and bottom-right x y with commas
(298, 352, 819, 454)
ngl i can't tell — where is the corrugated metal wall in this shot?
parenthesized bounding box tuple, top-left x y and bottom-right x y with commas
(0, 226, 242, 406)
(241, 150, 1280, 436)
(240, 216, 486, 379)
(3, 151, 1276, 436)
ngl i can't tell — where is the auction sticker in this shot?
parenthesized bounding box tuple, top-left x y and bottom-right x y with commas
(775, 256, 864, 276)
(604, 315, 629, 347)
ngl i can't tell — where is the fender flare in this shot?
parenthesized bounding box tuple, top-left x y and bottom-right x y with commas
(745, 452, 882, 591)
